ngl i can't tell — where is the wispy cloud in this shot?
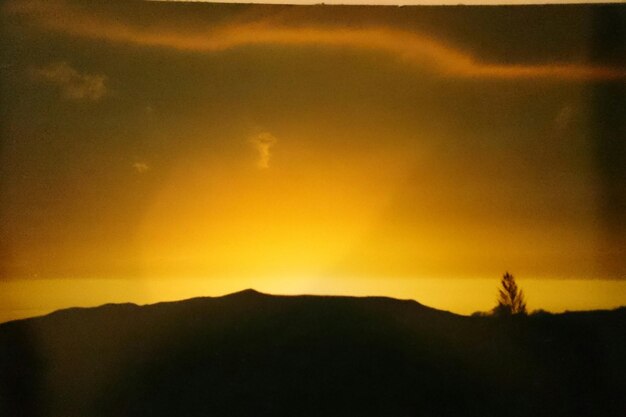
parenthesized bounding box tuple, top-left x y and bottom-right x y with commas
(133, 162, 150, 173)
(31, 61, 107, 101)
(250, 132, 278, 169)
(7, 0, 626, 81)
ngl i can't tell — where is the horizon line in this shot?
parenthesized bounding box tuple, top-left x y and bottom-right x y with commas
(146, 1, 625, 5)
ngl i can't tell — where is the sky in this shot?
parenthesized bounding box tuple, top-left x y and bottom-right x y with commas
(1, 0, 625, 321)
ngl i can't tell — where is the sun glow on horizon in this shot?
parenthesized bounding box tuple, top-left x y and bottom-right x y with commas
(2, 0, 624, 325)
(2, 275, 625, 324)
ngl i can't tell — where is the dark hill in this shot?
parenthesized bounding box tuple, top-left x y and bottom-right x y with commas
(1, 290, 624, 417)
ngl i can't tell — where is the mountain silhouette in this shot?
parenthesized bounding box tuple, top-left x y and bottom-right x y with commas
(1, 290, 624, 417)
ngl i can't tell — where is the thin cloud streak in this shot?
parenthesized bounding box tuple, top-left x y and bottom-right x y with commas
(6, 0, 626, 81)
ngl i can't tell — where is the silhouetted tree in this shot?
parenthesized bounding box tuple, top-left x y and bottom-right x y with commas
(493, 272, 527, 316)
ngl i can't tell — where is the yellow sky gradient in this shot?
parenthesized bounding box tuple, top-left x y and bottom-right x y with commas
(1, 1, 624, 322)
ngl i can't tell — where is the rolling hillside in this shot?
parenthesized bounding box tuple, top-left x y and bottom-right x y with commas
(1, 289, 624, 417)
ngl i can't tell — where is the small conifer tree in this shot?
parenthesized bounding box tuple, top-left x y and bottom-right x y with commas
(493, 272, 527, 316)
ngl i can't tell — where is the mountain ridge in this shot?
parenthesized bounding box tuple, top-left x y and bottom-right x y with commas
(0, 288, 440, 327)
(1, 290, 624, 417)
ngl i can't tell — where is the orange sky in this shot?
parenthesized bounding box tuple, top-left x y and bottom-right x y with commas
(1, 1, 624, 322)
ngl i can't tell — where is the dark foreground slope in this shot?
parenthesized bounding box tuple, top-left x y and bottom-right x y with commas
(1, 290, 625, 417)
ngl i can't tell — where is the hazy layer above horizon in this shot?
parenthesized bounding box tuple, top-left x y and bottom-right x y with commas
(1, 1, 624, 317)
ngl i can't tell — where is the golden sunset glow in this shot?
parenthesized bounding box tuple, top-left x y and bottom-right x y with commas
(1, 1, 624, 323)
